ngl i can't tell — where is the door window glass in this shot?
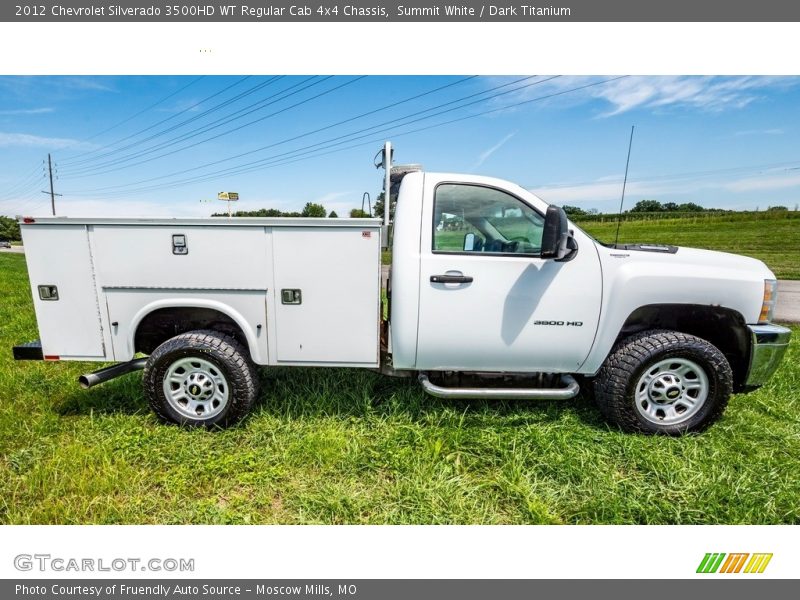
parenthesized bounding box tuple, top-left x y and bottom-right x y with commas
(433, 184, 545, 255)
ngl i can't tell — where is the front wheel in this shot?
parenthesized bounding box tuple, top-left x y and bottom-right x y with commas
(593, 330, 732, 435)
(143, 330, 259, 427)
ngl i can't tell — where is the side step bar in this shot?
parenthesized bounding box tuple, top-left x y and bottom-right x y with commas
(418, 373, 580, 400)
(78, 358, 148, 389)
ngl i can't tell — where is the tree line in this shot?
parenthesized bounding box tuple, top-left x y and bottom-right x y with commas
(0, 215, 21, 241)
(211, 193, 387, 220)
(562, 199, 793, 218)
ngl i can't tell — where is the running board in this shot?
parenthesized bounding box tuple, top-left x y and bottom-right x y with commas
(418, 373, 580, 400)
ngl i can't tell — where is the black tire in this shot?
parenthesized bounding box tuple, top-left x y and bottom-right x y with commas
(143, 330, 259, 428)
(593, 330, 732, 435)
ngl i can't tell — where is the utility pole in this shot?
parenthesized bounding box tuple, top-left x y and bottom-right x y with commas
(382, 141, 392, 248)
(373, 141, 393, 248)
(41, 153, 62, 216)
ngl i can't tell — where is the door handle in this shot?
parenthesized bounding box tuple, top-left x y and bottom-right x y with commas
(430, 274, 473, 284)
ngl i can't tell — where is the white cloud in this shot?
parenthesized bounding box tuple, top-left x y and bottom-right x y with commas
(0, 76, 116, 99)
(59, 77, 116, 92)
(307, 191, 362, 217)
(0, 131, 89, 150)
(1, 194, 381, 220)
(474, 132, 516, 168)
(734, 128, 784, 136)
(11, 198, 201, 218)
(723, 172, 800, 193)
(313, 191, 352, 205)
(491, 75, 799, 117)
(157, 99, 201, 114)
(21, 189, 363, 220)
(0, 107, 54, 116)
(589, 76, 797, 116)
(531, 168, 800, 209)
(590, 76, 797, 116)
(0, 198, 50, 217)
(531, 179, 662, 205)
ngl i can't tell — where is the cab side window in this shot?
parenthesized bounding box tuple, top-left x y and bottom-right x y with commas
(433, 184, 545, 255)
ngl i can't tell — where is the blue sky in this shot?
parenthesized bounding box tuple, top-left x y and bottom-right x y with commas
(0, 75, 799, 219)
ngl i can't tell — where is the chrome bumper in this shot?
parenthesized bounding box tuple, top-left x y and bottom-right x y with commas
(745, 324, 792, 387)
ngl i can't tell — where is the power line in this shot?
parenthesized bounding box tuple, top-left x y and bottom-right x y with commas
(62, 76, 476, 176)
(66, 75, 482, 194)
(1, 182, 46, 211)
(67, 75, 546, 194)
(176, 76, 564, 181)
(167, 75, 609, 187)
(0, 162, 45, 199)
(64, 76, 626, 200)
(61, 76, 289, 172)
(1, 180, 43, 203)
(1, 181, 50, 216)
(60, 76, 338, 177)
(59, 76, 264, 167)
(7, 197, 49, 216)
(59, 75, 206, 155)
(136, 75, 528, 186)
(65, 76, 572, 196)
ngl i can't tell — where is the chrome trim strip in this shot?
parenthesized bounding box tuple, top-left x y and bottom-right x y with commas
(418, 373, 580, 400)
(103, 286, 268, 292)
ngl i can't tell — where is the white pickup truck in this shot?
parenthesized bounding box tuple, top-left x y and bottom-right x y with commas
(13, 160, 791, 434)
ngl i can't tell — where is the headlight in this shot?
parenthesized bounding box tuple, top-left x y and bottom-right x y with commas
(759, 279, 778, 324)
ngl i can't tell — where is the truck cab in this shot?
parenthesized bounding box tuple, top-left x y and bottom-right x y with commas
(390, 171, 601, 374)
(387, 169, 790, 434)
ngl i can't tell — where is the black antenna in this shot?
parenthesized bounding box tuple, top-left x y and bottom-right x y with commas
(614, 125, 635, 247)
(362, 192, 372, 217)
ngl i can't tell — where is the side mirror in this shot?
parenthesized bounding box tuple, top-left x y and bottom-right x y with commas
(463, 232, 476, 251)
(541, 205, 574, 260)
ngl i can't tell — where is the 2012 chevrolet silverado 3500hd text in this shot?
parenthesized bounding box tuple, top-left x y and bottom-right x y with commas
(12, 146, 792, 434)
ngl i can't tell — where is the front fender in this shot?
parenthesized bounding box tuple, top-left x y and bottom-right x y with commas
(580, 246, 770, 374)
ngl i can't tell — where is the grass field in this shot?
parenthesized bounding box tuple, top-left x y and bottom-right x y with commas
(383, 211, 800, 279)
(1, 252, 798, 524)
(577, 211, 800, 279)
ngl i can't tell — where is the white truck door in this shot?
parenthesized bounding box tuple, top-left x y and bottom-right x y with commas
(272, 226, 381, 366)
(415, 180, 602, 373)
(21, 224, 106, 359)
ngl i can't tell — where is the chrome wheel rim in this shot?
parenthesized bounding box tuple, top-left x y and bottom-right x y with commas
(163, 357, 229, 420)
(634, 357, 709, 425)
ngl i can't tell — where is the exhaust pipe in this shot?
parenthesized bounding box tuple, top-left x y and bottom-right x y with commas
(78, 358, 148, 389)
(418, 373, 580, 401)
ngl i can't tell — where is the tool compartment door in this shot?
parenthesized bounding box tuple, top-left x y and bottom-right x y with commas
(272, 227, 380, 366)
(22, 224, 106, 359)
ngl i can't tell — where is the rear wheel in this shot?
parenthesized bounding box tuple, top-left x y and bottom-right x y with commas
(143, 330, 258, 427)
(593, 330, 732, 434)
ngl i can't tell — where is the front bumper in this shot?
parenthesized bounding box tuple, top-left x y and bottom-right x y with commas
(745, 324, 792, 387)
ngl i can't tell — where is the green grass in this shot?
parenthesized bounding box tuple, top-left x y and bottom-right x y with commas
(577, 211, 800, 279)
(1, 252, 799, 524)
(382, 212, 800, 277)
